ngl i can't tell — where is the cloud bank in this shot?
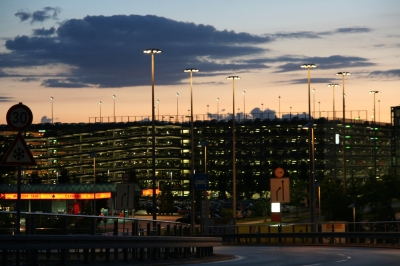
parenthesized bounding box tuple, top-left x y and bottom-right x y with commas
(1, 10, 390, 89)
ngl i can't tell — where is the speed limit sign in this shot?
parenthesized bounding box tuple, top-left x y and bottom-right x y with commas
(6, 103, 33, 131)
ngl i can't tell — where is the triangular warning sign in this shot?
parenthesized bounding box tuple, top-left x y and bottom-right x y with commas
(1, 133, 37, 166)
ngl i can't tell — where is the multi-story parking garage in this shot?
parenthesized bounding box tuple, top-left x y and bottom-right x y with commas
(1, 111, 395, 200)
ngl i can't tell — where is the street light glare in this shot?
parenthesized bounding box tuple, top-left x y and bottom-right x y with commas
(336, 72, 351, 76)
(327, 84, 340, 88)
(183, 68, 199, 73)
(143, 49, 162, 54)
(301, 64, 317, 68)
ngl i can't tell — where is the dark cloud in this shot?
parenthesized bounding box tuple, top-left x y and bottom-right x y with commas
(15, 7, 60, 24)
(273, 27, 372, 39)
(3, 14, 273, 88)
(368, 69, 400, 79)
(273, 31, 320, 39)
(334, 27, 371, 34)
(41, 78, 95, 88)
(274, 55, 375, 73)
(20, 77, 40, 82)
(0, 96, 13, 102)
(33, 27, 56, 36)
(286, 77, 341, 85)
(1, 14, 376, 89)
(15, 10, 31, 22)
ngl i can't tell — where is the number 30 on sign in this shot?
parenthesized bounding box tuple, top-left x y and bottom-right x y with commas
(6, 103, 33, 131)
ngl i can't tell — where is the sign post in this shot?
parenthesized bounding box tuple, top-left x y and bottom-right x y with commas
(270, 168, 291, 223)
(2, 103, 34, 238)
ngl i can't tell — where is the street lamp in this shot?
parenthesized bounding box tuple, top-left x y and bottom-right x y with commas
(143, 48, 162, 221)
(378, 100, 381, 122)
(278, 95, 281, 119)
(312, 88, 316, 119)
(301, 64, 317, 121)
(176, 93, 179, 122)
(227, 75, 240, 219)
(370, 90, 381, 178)
(370, 91, 380, 124)
(327, 84, 340, 120)
(318, 102, 321, 118)
(112, 94, 116, 122)
(99, 101, 102, 122)
(157, 99, 160, 120)
(243, 91, 246, 121)
(336, 71, 351, 194)
(327, 83, 340, 181)
(50, 96, 54, 124)
(184, 68, 199, 229)
(217, 98, 220, 120)
(290, 107, 292, 120)
(261, 103, 264, 119)
(301, 63, 317, 235)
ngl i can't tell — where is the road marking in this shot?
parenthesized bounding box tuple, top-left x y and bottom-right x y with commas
(202, 255, 243, 264)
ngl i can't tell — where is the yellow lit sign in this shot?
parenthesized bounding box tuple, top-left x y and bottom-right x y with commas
(2, 192, 112, 200)
(142, 189, 160, 196)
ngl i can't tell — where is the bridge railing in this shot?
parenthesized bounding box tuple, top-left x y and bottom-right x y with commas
(0, 211, 220, 265)
(198, 221, 400, 246)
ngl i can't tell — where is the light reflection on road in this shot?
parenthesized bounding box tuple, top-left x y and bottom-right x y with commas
(194, 246, 400, 266)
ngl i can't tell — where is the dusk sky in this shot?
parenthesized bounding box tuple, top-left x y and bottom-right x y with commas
(1, 0, 399, 125)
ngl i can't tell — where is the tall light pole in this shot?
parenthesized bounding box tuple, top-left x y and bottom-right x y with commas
(301, 63, 317, 234)
(184, 68, 199, 229)
(378, 100, 381, 122)
(290, 106, 292, 120)
(112, 94, 116, 122)
(261, 103, 264, 119)
(157, 99, 160, 120)
(312, 88, 316, 119)
(370, 90, 381, 178)
(278, 95, 281, 119)
(327, 83, 339, 181)
(318, 102, 321, 117)
(176, 93, 179, 122)
(143, 48, 162, 221)
(217, 98, 220, 120)
(243, 91, 246, 121)
(336, 71, 351, 194)
(99, 101, 102, 122)
(50, 96, 54, 124)
(370, 91, 380, 124)
(227, 76, 240, 219)
(327, 84, 340, 120)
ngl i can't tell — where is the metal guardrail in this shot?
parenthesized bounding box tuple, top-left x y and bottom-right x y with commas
(0, 235, 222, 250)
(202, 231, 400, 246)
(0, 235, 220, 266)
(0, 212, 221, 265)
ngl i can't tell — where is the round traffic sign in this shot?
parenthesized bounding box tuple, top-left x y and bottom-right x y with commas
(274, 167, 285, 178)
(6, 103, 33, 131)
(122, 173, 131, 182)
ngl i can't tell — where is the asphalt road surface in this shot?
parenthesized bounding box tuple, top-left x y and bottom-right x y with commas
(194, 246, 400, 266)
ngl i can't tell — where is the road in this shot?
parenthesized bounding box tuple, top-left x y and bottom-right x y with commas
(194, 246, 400, 266)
